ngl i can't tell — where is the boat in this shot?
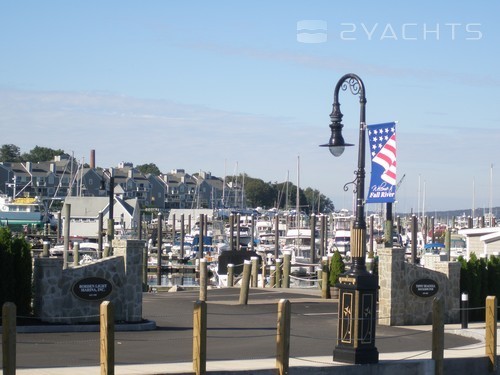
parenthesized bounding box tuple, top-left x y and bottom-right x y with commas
(255, 232, 280, 263)
(281, 228, 320, 274)
(332, 229, 351, 256)
(224, 223, 252, 249)
(49, 241, 100, 264)
(331, 209, 353, 256)
(450, 234, 466, 260)
(0, 195, 46, 230)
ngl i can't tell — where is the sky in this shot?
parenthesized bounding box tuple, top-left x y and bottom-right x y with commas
(1, 1, 499, 214)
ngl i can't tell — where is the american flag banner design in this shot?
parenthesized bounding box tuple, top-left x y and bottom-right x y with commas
(366, 122, 397, 203)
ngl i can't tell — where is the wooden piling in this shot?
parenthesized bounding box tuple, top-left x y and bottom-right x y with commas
(432, 297, 444, 375)
(321, 256, 330, 299)
(251, 256, 259, 287)
(485, 296, 498, 372)
(261, 261, 267, 288)
(156, 212, 163, 285)
(100, 301, 115, 375)
(282, 252, 291, 288)
(180, 214, 185, 258)
(193, 300, 207, 375)
(270, 266, 276, 288)
(63, 203, 71, 269)
(239, 260, 252, 305)
(276, 299, 291, 375)
(310, 213, 316, 264)
(275, 258, 282, 288)
(227, 264, 234, 287)
(199, 259, 207, 302)
(73, 242, 80, 266)
(98, 210, 103, 257)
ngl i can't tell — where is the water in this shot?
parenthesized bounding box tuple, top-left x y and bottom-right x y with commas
(147, 273, 197, 287)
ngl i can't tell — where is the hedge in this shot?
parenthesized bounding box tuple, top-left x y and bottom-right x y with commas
(0, 227, 32, 316)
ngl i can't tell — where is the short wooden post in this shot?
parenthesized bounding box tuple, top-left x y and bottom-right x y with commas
(2, 302, 16, 375)
(100, 301, 115, 375)
(227, 264, 234, 287)
(270, 266, 276, 288)
(485, 296, 498, 372)
(282, 252, 291, 288)
(321, 257, 330, 299)
(276, 299, 291, 375)
(317, 269, 323, 290)
(432, 297, 444, 375)
(73, 242, 80, 266)
(239, 260, 252, 305)
(250, 256, 259, 287)
(199, 259, 208, 302)
(193, 300, 207, 375)
(275, 258, 282, 288)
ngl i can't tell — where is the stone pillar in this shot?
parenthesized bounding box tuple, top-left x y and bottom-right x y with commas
(33, 257, 64, 319)
(378, 247, 405, 326)
(432, 261, 461, 323)
(112, 239, 145, 322)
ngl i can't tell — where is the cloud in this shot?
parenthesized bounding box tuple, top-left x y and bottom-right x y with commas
(186, 42, 500, 88)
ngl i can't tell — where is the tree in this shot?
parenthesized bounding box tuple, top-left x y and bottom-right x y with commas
(21, 146, 65, 162)
(304, 187, 335, 213)
(244, 177, 277, 208)
(136, 163, 161, 176)
(0, 144, 21, 161)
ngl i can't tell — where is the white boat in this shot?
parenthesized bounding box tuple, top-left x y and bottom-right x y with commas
(224, 224, 252, 248)
(332, 229, 351, 256)
(331, 209, 354, 256)
(0, 195, 46, 229)
(49, 241, 100, 264)
(255, 232, 280, 263)
(282, 228, 320, 275)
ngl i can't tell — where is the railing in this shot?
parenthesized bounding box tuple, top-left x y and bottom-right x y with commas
(2, 296, 498, 375)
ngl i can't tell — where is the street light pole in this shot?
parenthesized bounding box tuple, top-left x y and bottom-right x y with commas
(321, 73, 379, 364)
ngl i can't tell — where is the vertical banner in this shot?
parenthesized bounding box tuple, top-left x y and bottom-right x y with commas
(366, 122, 397, 203)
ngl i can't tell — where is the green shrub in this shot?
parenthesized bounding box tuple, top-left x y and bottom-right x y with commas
(459, 253, 500, 321)
(0, 228, 32, 316)
(329, 250, 345, 287)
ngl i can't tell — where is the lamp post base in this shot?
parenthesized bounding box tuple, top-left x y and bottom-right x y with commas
(333, 269, 379, 365)
(333, 346, 379, 365)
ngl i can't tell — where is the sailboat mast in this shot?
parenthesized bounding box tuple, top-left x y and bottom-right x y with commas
(285, 170, 289, 211)
(222, 159, 226, 208)
(296, 155, 300, 228)
(490, 164, 493, 227)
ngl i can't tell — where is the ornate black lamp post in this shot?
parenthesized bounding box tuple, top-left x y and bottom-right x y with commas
(320, 73, 379, 364)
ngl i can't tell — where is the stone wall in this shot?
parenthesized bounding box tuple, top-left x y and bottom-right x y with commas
(378, 247, 460, 326)
(33, 239, 145, 324)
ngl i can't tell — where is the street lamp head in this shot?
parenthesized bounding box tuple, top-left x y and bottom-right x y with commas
(320, 96, 354, 157)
